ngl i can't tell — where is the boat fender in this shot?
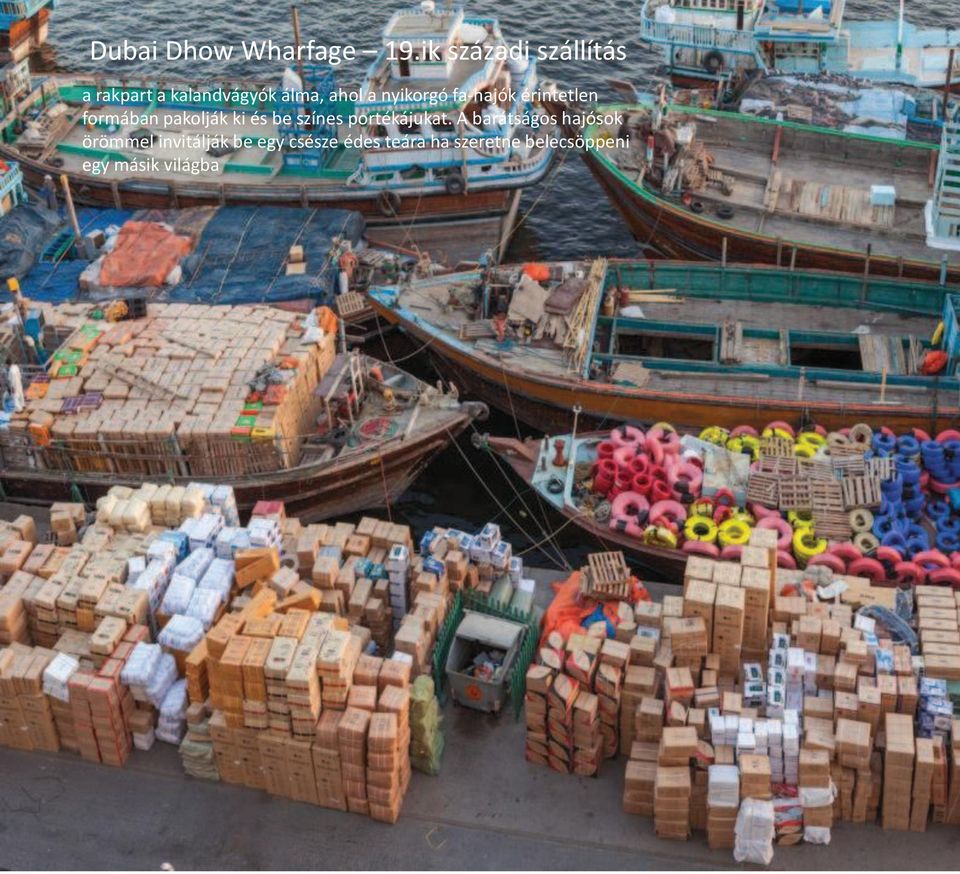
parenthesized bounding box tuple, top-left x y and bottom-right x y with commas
(631, 473, 653, 496)
(669, 462, 703, 497)
(756, 515, 792, 550)
(875, 545, 903, 566)
(713, 488, 735, 508)
(807, 552, 846, 573)
(848, 508, 874, 533)
(828, 542, 862, 564)
(936, 531, 960, 553)
(720, 545, 744, 561)
(776, 549, 797, 569)
(939, 517, 960, 535)
(787, 509, 814, 528)
(703, 49, 725, 74)
(928, 567, 960, 588)
(927, 499, 951, 520)
(650, 499, 687, 527)
(715, 204, 734, 220)
(691, 497, 715, 517)
(597, 441, 616, 461)
(546, 476, 564, 496)
(377, 189, 401, 217)
(952, 551, 960, 571)
(649, 479, 672, 503)
(793, 528, 827, 565)
(644, 436, 665, 466)
(614, 445, 637, 472)
(50, 156, 65, 169)
(936, 429, 960, 444)
(912, 549, 950, 569)
(593, 458, 617, 494)
(731, 510, 756, 526)
(649, 422, 680, 452)
(698, 425, 729, 445)
(849, 423, 873, 446)
(730, 424, 758, 438)
(912, 427, 932, 443)
(749, 502, 779, 521)
(690, 200, 705, 214)
(880, 530, 909, 554)
(853, 532, 880, 554)
(797, 431, 826, 449)
(894, 561, 926, 587)
(827, 431, 851, 448)
(682, 539, 720, 557)
(444, 171, 466, 196)
(929, 478, 960, 495)
(847, 556, 886, 582)
(611, 425, 645, 448)
(712, 504, 734, 525)
(763, 420, 796, 438)
(643, 524, 678, 548)
(684, 515, 718, 544)
(793, 442, 816, 459)
(897, 434, 921, 456)
(718, 518, 751, 547)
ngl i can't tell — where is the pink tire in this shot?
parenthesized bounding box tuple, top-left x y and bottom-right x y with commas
(875, 546, 903, 565)
(776, 550, 797, 569)
(929, 567, 960, 587)
(720, 545, 743, 562)
(807, 553, 846, 573)
(757, 516, 792, 550)
(650, 499, 687, 527)
(828, 542, 862, 564)
(730, 424, 758, 438)
(894, 561, 926, 587)
(750, 502, 780, 520)
(937, 429, 960, 444)
(764, 420, 795, 438)
(847, 557, 887, 582)
(610, 425, 645, 449)
(682, 540, 720, 557)
(914, 550, 950, 569)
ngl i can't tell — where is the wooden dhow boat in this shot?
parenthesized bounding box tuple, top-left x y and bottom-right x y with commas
(0, 3, 556, 261)
(0, 300, 485, 519)
(368, 258, 960, 435)
(553, 96, 960, 284)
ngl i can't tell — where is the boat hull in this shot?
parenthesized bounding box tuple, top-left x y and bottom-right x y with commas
(5, 152, 528, 262)
(373, 301, 960, 435)
(580, 147, 960, 286)
(0, 411, 471, 522)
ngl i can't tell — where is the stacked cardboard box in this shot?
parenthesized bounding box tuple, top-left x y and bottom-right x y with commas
(597, 639, 627, 758)
(572, 690, 602, 776)
(338, 706, 372, 815)
(547, 673, 579, 773)
(706, 764, 739, 849)
(883, 713, 916, 830)
(524, 664, 552, 765)
(313, 710, 347, 810)
(655, 766, 692, 840)
(624, 740, 658, 816)
(0, 644, 59, 751)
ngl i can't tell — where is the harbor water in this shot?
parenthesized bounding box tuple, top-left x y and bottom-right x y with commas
(37, 0, 959, 573)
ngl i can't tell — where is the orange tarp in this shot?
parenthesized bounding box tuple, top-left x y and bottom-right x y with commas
(99, 221, 192, 288)
(539, 570, 652, 647)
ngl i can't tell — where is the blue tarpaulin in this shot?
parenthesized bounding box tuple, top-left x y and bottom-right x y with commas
(17, 205, 365, 306)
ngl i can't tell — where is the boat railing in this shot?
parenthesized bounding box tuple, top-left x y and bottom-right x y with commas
(0, 0, 51, 24)
(639, 0, 757, 54)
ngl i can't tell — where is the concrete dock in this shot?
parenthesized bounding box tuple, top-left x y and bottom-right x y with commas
(3, 514, 960, 869)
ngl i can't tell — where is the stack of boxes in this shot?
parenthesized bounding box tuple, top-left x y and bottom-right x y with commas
(524, 664, 551, 765)
(883, 713, 916, 831)
(706, 764, 739, 849)
(547, 673, 579, 774)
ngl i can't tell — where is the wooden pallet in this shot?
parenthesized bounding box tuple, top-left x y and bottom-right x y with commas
(827, 442, 868, 459)
(841, 475, 883, 510)
(746, 472, 779, 508)
(809, 479, 845, 513)
(831, 455, 867, 478)
(581, 551, 631, 600)
(760, 436, 795, 458)
(814, 511, 852, 541)
(866, 457, 895, 481)
(798, 458, 836, 481)
(757, 455, 798, 477)
(778, 477, 812, 511)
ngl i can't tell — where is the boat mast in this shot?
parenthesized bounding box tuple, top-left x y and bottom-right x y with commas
(896, 0, 904, 71)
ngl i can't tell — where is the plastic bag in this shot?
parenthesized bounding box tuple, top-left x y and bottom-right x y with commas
(198, 557, 234, 603)
(145, 653, 178, 708)
(734, 798, 775, 866)
(160, 573, 196, 615)
(175, 546, 214, 582)
(42, 653, 79, 702)
(157, 614, 204, 652)
(156, 679, 189, 744)
(185, 587, 221, 629)
(120, 642, 162, 687)
(803, 825, 831, 845)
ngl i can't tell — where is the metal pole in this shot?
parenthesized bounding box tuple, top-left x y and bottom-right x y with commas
(945, 49, 955, 122)
(59, 174, 82, 254)
(290, 5, 306, 90)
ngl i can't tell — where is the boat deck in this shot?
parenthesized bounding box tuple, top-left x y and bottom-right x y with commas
(20, 103, 363, 184)
(604, 110, 960, 266)
(384, 262, 948, 412)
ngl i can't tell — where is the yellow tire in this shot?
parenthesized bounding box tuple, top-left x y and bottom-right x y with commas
(699, 426, 729, 446)
(787, 510, 814, 528)
(718, 518, 751, 547)
(797, 432, 826, 449)
(793, 526, 827, 565)
(684, 515, 718, 543)
(643, 525, 678, 548)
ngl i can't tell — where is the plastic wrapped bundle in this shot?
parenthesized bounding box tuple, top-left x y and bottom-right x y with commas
(185, 588, 221, 629)
(175, 546, 214, 582)
(707, 764, 740, 808)
(160, 574, 196, 615)
(179, 735, 220, 780)
(157, 614, 204, 653)
(210, 484, 240, 526)
(121, 642, 163, 687)
(156, 679, 189, 744)
(146, 538, 178, 568)
(130, 560, 172, 614)
(410, 675, 444, 775)
(734, 798, 775, 866)
(198, 558, 234, 603)
(145, 653, 178, 708)
(127, 554, 146, 586)
(42, 653, 79, 701)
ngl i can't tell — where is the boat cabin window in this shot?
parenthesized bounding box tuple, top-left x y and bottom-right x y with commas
(789, 339, 862, 371)
(617, 331, 715, 362)
(396, 117, 421, 135)
(398, 47, 412, 77)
